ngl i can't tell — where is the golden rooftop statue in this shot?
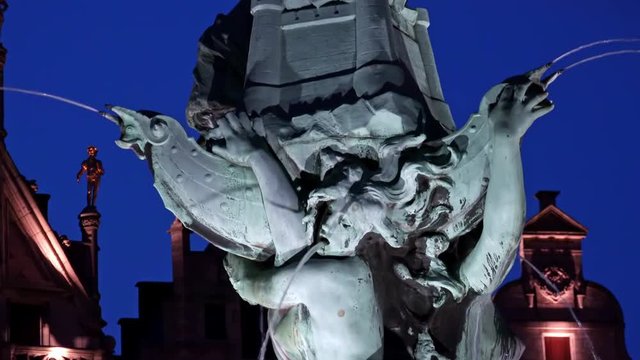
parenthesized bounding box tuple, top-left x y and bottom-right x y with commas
(76, 145, 104, 208)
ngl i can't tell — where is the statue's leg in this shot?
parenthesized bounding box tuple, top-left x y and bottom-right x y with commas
(455, 294, 524, 359)
(92, 179, 100, 207)
(223, 254, 301, 309)
(414, 331, 451, 360)
(86, 182, 92, 207)
(428, 294, 524, 360)
(224, 254, 383, 360)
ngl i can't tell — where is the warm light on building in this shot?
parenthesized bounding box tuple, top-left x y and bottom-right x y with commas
(0, 6, 114, 360)
(47, 347, 71, 359)
(542, 334, 573, 360)
(494, 191, 631, 360)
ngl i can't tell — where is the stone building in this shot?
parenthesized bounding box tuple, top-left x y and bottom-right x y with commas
(118, 220, 268, 360)
(494, 191, 631, 360)
(0, 159, 113, 360)
(0, 3, 113, 359)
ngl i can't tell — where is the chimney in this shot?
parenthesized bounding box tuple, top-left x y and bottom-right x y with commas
(26, 179, 51, 220)
(169, 218, 190, 290)
(34, 193, 51, 220)
(169, 218, 190, 342)
(535, 190, 560, 211)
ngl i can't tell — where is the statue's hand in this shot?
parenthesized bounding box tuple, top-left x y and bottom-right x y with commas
(489, 80, 554, 140)
(207, 112, 263, 167)
(186, 97, 236, 132)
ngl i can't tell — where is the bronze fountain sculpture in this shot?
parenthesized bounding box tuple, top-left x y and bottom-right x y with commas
(105, 0, 562, 358)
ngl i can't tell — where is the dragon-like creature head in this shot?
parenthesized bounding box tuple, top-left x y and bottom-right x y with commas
(104, 106, 172, 160)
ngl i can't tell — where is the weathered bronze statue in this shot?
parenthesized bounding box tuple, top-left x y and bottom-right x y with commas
(106, 1, 559, 358)
(76, 145, 104, 208)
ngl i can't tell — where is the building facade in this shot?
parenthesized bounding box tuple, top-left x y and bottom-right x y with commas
(494, 191, 631, 360)
(0, 3, 113, 359)
(0, 158, 113, 360)
(120, 193, 634, 360)
(118, 220, 267, 360)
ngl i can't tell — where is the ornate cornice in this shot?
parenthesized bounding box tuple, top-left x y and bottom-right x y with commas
(79, 209, 101, 229)
(537, 266, 574, 302)
(80, 216, 100, 228)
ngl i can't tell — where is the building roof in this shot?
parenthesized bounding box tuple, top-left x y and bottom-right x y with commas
(523, 204, 588, 238)
(0, 141, 89, 297)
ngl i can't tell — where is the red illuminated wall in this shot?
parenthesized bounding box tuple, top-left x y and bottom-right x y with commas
(494, 191, 630, 360)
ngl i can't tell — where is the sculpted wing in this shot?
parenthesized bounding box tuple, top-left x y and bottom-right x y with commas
(433, 111, 492, 240)
(110, 106, 275, 261)
(421, 84, 507, 241)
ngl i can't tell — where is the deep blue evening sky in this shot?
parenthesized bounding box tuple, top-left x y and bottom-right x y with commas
(3, 0, 639, 357)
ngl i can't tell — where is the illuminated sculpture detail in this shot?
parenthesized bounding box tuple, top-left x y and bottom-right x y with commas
(108, 1, 558, 358)
(76, 145, 104, 208)
(540, 267, 574, 301)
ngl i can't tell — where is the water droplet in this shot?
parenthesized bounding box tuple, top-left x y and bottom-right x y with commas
(204, 173, 212, 182)
(171, 146, 178, 154)
(337, 309, 345, 317)
(469, 124, 477, 134)
(220, 202, 229, 211)
(191, 149, 198, 157)
(176, 174, 184, 183)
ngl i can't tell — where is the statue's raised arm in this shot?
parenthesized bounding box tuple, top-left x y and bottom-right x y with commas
(459, 75, 555, 294)
(206, 111, 310, 265)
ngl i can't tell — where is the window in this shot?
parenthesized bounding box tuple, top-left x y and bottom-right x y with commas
(544, 336, 571, 360)
(9, 303, 43, 345)
(204, 303, 227, 340)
